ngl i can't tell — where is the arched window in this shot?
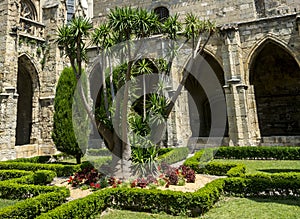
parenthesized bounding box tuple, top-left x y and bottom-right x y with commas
(21, 0, 37, 20)
(154, 6, 169, 22)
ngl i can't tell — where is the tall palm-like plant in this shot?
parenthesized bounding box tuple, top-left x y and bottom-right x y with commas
(165, 14, 217, 117)
(55, 16, 92, 164)
(56, 16, 92, 78)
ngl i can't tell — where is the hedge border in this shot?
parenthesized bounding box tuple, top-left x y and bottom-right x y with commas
(215, 146, 300, 160)
(157, 147, 189, 164)
(37, 171, 300, 218)
(0, 170, 70, 218)
(0, 161, 84, 177)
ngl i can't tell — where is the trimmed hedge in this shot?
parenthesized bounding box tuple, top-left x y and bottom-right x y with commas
(36, 190, 111, 219)
(157, 147, 189, 164)
(224, 172, 300, 197)
(0, 170, 32, 180)
(0, 162, 82, 177)
(10, 156, 53, 163)
(37, 178, 225, 218)
(0, 190, 69, 219)
(0, 180, 67, 200)
(36, 170, 300, 218)
(86, 148, 112, 156)
(215, 146, 300, 160)
(6, 170, 57, 185)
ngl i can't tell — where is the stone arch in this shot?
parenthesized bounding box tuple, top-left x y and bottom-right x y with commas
(249, 38, 300, 137)
(15, 54, 40, 145)
(185, 51, 228, 137)
(246, 35, 300, 84)
(20, 0, 38, 21)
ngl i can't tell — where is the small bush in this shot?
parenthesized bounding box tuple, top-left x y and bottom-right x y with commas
(215, 146, 300, 160)
(157, 147, 189, 164)
(0, 190, 69, 219)
(0, 170, 33, 180)
(0, 162, 82, 176)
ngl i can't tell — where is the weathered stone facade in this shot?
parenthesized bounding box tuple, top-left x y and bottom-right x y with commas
(93, 0, 300, 149)
(0, 0, 68, 160)
(0, 0, 299, 160)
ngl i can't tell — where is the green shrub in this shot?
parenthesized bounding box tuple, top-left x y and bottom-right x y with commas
(215, 146, 300, 160)
(0, 190, 69, 219)
(224, 172, 300, 197)
(0, 180, 67, 200)
(52, 67, 89, 164)
(157, 147, 189, 164)
(0, 170, 32, 180)
(0, 162, 82, 177)
(10, 156, 52, 163)
(37, 179, 225, 218)
(86, 148, 111, 156)
(36, 189, 111, 219)
(6, 170, 56, 185)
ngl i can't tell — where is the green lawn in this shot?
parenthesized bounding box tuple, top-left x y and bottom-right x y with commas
(214, 159, 300, 174)
(0, 199, 18, 209)
(96, 197, 300, 219)
(202, 197, 300, 219)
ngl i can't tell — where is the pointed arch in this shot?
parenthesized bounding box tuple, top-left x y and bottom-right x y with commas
(185, 51, 228, 137)
(248, 36, 300, 137)
(246, 35, 300, 84)
(21, 0, 38, 21)
(16, 54, 40, 145)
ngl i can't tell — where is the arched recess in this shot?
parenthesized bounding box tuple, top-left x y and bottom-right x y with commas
(185, 52, 228, 137)
(15, 54, 39, 145)
(154, 6, 169, 22)
(250, 40, 300, 136)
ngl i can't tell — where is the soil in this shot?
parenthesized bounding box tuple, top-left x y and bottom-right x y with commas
(50, 174, 224, 200)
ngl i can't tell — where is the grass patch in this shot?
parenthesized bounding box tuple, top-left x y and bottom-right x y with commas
(201, 196, 300, 219)
(0, 199, 18, 209)
(214, 159, 300, 174)
(96, 208, 187, 219)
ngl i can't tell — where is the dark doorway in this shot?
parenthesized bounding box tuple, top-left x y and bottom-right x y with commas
(154, 6, 169, 22)
(185, 53, 228, 137)
(250, 41, 300, 136)
(15, 58, 33, 145)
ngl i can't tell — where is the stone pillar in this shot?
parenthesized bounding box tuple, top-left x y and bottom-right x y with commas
(173, 89, 192, 147)
(0, 87, 18, 160)
(0, 0, 20, 160)
(221, 24, 259, 146)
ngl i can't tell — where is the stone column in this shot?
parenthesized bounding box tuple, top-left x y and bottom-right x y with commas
(0, 0, 20, 160)
(221, 24, 259, 146)
(0, 87, 18, 160)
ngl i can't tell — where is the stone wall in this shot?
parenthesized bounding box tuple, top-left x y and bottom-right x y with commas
(0, 0, 67, 160)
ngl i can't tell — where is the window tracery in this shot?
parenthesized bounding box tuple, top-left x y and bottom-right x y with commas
(21, 0, 37, 20)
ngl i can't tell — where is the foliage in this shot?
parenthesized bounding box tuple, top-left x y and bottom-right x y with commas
(0, 191, 69, 219)
(157, 147, 189, 164)
(215, 146, 300, 160)
(52, 67, 87, 164)
(0, 161, 82, 177)
(0, 170, 32, 181)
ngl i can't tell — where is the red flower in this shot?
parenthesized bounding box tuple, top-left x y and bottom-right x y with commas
(90, 182, 95, 187)
(95, 183, 101, 189)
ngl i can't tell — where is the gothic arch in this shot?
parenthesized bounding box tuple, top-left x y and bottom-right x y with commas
(249, 37, 300, 137)
(20, 0, 38, 21)
(154, 6, 169, 22)
(246, 35, 300, 84)
(185, 51, 228, 137)
(16, 54, 40, 145)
